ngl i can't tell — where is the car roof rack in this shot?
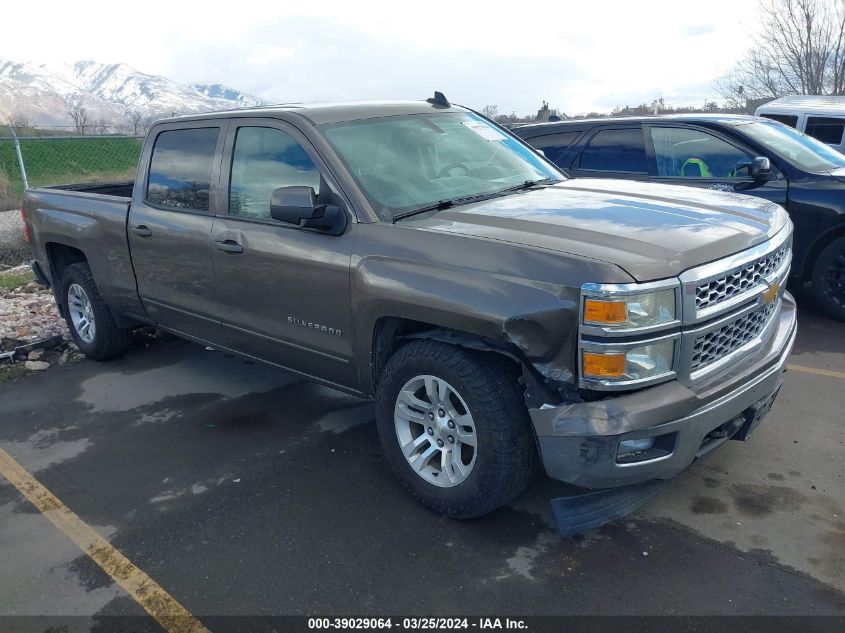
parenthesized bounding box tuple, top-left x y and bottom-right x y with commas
(426, 91, 451, 108)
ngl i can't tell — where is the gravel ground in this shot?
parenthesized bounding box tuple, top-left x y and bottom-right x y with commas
(0, 209, 31, 268)
(0, 264, 75, 377)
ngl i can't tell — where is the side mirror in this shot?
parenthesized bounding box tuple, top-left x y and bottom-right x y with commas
(269, 186, 347, 235)
(750, 156, 772, 182)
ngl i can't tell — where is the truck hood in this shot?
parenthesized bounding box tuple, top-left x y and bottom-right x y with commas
(408, 179, 790, 281)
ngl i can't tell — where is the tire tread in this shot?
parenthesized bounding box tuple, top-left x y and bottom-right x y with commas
(376, 340, 537, 519)
(61, 262, 131, 360)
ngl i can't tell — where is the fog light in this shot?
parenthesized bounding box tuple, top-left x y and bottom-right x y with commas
(618, 438, 655, 453)
(616, 433, 676, 464)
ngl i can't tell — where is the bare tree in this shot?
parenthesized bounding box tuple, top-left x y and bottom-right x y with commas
(140, 113, 158, 135)
(481, 104, 499, 119)
(94, 118, 112, 135)
(66, 96, 89, 134)
(126, 109, 143, 135)
(716, 0, 845, 103)
(9, 111, 31, 129)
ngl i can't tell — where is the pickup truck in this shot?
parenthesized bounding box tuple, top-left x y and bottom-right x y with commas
(22, 96, 797, 521)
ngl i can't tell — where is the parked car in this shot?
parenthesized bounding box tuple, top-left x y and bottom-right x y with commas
(756, 95, 845, 154)
(516, 114, 845, 320)
(21, 98, 795, 522)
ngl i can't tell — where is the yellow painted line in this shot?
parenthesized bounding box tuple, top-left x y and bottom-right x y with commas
(787, 364, 845, 380)
(0, 446, 209, 633)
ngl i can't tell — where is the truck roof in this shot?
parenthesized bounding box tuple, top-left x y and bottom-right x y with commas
(755, 95, 845, 114)
(513, 113, 762, 136)
(160, 100, 467, 126)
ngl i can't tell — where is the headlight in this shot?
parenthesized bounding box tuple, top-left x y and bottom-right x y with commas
(582, 339, 675, 382)
(583, 288, 677, 330)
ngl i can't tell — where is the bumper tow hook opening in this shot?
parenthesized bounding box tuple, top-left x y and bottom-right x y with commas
(550, 479, 672, 537)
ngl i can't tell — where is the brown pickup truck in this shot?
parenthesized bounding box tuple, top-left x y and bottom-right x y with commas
(21, 97, 797, 526)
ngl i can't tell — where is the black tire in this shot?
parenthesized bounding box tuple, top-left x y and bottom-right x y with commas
(811, 236, 845, 321)
(376, 340, 537, 519)
(60, 262, 132, 360)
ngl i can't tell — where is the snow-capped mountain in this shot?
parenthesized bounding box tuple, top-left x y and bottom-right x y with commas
(193, 83, 266, 108)
(0, 59, 269, 127)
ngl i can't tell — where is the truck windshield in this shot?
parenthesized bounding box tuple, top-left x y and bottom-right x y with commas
(739, 119, 845, 173)
(321, 111, 562, 220)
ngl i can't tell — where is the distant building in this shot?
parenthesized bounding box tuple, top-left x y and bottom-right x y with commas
(536, 101, 551, 122)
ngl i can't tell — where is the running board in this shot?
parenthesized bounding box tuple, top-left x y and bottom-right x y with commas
(550, 479, 671, 537)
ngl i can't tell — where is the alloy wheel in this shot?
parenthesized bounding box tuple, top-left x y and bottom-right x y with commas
(393, 374, 477, 487)
(67, 283, 96, 343)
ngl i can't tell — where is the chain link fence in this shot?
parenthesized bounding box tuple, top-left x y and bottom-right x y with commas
(0, 126, 143, 266)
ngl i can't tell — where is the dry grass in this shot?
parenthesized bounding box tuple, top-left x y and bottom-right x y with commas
(0, 269, 34, 291)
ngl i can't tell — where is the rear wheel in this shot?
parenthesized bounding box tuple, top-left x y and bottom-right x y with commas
(376, 340, 537, 519)
(61, 263, 132, 360)
(811, 236, 845, 321)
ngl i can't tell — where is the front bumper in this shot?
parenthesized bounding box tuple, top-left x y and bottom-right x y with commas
(531, 292, 797, 489)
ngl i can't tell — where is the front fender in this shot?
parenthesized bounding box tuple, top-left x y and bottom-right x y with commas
(352, 255, 581, 395)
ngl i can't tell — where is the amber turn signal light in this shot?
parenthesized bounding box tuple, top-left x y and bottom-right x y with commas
(584, 299, 627, 324)
(583, 352, 626, 378)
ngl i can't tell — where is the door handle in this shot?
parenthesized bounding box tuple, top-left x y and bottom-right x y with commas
(132, 225, 152, 238)
(215, 239, 244, 254)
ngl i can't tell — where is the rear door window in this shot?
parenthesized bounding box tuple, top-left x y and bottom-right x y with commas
(760, 113, 799, 128)
(147, 128, 219, 211)
(578, 128, 647, 173)
(650, 126, 753, 178)
(529, 131, 580, 165)
(805, 116, 845, 145)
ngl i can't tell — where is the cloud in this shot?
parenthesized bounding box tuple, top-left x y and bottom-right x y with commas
(2, 0, 759, 116)
(682, 24, 718, 37)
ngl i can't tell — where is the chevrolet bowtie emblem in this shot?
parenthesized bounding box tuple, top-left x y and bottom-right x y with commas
(762, 281, 780, 305)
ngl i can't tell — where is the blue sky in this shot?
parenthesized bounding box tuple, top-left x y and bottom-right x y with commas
(4, 0, 761, 116)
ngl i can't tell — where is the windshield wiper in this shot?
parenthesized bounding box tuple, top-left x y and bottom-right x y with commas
(392, 199, 455, 222)
(392, 178, 559, 223)
(494, 178, 559, 194)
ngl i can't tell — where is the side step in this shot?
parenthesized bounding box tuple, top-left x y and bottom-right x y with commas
(550, 479, 671, 537)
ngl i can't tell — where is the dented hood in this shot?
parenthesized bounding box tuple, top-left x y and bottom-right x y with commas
(410, 179, 790, 281)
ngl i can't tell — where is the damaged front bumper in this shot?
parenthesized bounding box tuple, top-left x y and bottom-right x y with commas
(530, 292, 797, 489)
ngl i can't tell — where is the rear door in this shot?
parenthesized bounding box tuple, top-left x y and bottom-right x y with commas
(209, 119, 356, 388)
(645, 124, 788, 207)
(567, 126, 650, 180)
(128, 122, 227, 344)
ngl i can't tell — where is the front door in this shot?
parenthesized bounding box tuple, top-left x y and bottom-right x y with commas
(128, 123, 227, 344)
(645, 124, 788, 207)
(210, 121, 356, 388)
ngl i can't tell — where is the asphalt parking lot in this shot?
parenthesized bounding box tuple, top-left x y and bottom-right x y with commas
(1, 297, 844, 627)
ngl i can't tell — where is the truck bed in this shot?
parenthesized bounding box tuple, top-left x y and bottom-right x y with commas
(24, 182, 144, 321)
(43, 180, 134, 199)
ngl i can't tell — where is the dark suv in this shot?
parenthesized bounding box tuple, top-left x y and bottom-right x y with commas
(515, 114, 845, 320)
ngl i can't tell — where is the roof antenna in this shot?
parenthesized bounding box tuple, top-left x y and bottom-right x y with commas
(426, 91, 451, 108)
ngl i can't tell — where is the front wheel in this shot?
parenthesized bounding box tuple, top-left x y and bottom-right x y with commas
(60, 263, 132, 360)
(376, 340, 537, 519)
(811, 236, 845, 321)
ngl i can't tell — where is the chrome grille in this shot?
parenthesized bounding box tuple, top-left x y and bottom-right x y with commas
(690, 302, 777, 372)
(695, 243, 789, 312)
